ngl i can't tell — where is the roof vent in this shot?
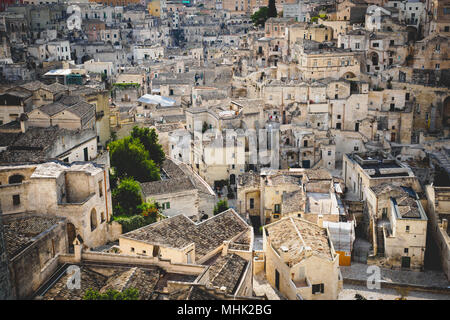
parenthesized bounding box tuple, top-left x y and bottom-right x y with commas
(280, 246, 289, 252)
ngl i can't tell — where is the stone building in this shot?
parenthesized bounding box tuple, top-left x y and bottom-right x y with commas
(36, 241, 258, 300)
(263, 217, 342, 300)
(118, 208, 254, 297)
(343, 151, 421, 200)
(292, 40, 361, 80)
(425, 184, 450, 280)
(0, 123, 98, 164)
(0, 161, 117, 249)
(1, 213, 68, 299)
(366, 184, 427, 270)
(0, 89, 33, 125)
(140, 158, 216, 219)
(411, 34, 450, 71)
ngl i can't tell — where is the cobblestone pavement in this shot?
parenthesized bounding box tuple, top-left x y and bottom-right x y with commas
(253, 273, 286, 300)
(341, 262, 449, 288)
(339, 284, 450, 300)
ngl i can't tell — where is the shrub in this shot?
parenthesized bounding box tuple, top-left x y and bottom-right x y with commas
(83, 288, 139, 300)
(114, 215, 146, 233)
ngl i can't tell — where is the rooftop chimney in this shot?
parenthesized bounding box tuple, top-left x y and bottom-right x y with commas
(19, 113, 28, 133)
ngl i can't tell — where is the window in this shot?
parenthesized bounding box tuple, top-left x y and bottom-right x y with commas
(336, 123, 341, 129)
(9, 174, 24, 184)
(405, 93, 410, 101)
(101, 212, 105, 223)
(312, 283, 324, 294)
(98, 180, 103, 197)
(13, 194, 20, 206)
(162, 202, 171, 210)
(131, 247, 135, 253)
(328, 151, 332, 156)
(250, 198, 254, 209)
(355, 42, 360, 49)
(404, 248, 409, 254)
(274, 204, 280, 214)
(354, 146, 359, 151)
(406, 226, 410, 232)
(382, 207, 388, 219)
(90, 209, 98, 231)
(142, 250, 146, 255)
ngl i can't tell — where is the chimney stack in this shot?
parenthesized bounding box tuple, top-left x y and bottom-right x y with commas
(19, 113, 28, 133)
(442, 219, 448, 231)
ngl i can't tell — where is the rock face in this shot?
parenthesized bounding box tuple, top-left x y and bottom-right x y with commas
(0, 215, 13, 300)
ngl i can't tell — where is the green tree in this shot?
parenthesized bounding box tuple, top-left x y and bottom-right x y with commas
(83, 288, 139, 300)
(213, 199, 229, 215)
(251, 7, 269, 27)
(109, 136, 160, 182)
(112, 177, 143, 216)
(130, 126, 165, 167)
(268, 0, 277, 18)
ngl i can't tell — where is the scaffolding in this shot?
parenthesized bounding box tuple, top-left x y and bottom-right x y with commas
(323, 221, 355, 253)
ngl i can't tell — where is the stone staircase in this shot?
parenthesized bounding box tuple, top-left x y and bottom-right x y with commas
(376, 226, 385, 257)
(431, 151, 450, 175)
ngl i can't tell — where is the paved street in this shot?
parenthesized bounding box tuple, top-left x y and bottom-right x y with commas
(341, 262, 449, 288)
(339, 284, 450, 300)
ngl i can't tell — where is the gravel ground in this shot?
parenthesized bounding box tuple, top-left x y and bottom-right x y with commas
(339, 284, 450, 300)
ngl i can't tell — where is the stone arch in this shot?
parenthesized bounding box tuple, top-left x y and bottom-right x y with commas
(90, 208, 98, 231)
(343, 72, 356, 79)
(8, 174, 24, 184)
(443, 96, 450, 128)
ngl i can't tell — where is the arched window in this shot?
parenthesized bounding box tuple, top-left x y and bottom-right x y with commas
(8, 174, 24, 184)
(101, 211, 105, 223)
(90, 209, 98, 231)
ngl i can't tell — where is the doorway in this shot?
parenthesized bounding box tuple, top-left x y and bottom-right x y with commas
(302, 160, 310, 168)
(401, 256, 411, 269)
(83, 147, 89, 161)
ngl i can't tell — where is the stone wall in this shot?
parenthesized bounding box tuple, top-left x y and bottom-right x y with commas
(0, 215, 13, 300)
